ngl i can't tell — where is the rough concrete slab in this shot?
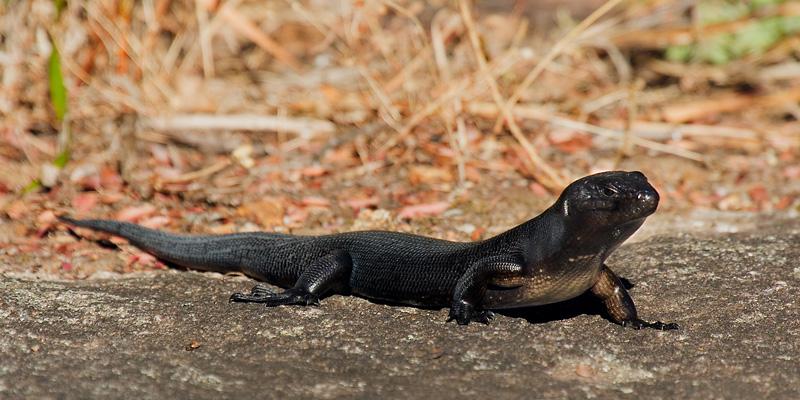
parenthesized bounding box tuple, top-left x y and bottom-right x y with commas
(1, 214, 799, 399)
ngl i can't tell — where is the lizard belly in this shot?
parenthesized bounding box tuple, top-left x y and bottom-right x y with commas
(483, 258, 603, 309)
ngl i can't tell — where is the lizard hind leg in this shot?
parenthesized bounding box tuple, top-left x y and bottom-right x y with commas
(229, 250, 352, 307)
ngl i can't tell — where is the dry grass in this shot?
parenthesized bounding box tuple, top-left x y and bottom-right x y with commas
(1, 0, 799, 209)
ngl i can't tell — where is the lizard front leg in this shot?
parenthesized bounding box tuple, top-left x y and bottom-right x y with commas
(448, 256, 523, 325)
(230, 250, 352, 307)
(590, 264, 678, 330)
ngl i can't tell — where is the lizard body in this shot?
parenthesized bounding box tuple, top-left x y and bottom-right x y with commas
(60, 171, 677, 329)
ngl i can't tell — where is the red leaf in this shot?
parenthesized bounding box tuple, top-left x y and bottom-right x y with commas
(140, 216, 170, 229)
(344, 196, 380, 210)
(100, 166, 123, 190)
(300, 165, 327, 177)
(748, 186, 769, 204)
(116, 204, 157, 222)
(529, 182, 548, 197)
(397, 201, 449, 219)
(301, 196, 331, 207)
(72, 193, 99, 213)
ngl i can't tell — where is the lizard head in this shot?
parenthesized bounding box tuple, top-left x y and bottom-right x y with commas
(557, 170, 659, 230)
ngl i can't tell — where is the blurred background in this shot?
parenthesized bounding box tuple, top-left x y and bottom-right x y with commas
(1, 0, 799, 274)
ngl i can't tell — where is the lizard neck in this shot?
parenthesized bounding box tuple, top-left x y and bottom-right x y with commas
(476, 206, 566, 260)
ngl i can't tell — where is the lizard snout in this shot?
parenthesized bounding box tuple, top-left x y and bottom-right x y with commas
(636, 188, 659, 214)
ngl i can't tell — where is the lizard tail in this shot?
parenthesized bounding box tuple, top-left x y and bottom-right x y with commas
(58, 215, 247, 273)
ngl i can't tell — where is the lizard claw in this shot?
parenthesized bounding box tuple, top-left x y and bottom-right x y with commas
(230, 283, 276, 303)
(447, 301, 494, 325)
(230, 287, 320, 306)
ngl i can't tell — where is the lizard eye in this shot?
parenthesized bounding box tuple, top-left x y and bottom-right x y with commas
(601, 186, 617, 197)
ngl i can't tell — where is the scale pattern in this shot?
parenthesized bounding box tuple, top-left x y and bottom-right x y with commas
(58, 170, 672, 327)
(60, 216, 533, 307)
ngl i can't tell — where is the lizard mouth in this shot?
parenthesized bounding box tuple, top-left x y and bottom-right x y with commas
(593, 190, 659, 220)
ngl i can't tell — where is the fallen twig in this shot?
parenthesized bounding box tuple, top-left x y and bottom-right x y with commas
(201, 0, 301, 71)
(661, 86, 800, 123)
(458, 0, 565, 190)
(494, 0, 624, 132)
(157, 159, 232, 184)
(467, 102, 706, 163)
(142, 114, 336, 137)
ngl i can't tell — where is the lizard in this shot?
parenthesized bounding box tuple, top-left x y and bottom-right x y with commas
(58, 170, 678, 330)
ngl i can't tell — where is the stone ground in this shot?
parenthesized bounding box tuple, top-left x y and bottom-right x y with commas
(1, 212, 799, 399)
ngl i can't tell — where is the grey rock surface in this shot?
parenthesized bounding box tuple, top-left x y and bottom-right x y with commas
(1, 214, 799, 399)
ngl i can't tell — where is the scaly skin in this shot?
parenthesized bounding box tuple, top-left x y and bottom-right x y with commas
(59, 171, 678, 329)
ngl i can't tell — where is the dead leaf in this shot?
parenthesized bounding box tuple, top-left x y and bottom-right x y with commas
(127, 252, 159, 269)
(408, 165, 453, 185)
(529, 182, 548, 197)
(300, 165, 327, 178)
(783, 165, 800, 180)
(343, 196, 380, 211)
(323, 144, 357, 166)
(72, 193, 99, 214)
(301, 196, 331, 207)
(100, 166, 123, 190)
(775, 196, 794, 210)
(238, 198, 285, 228)
(140, 216, 170, 229)
(748, 186, 769, 205)
(397, 201, 449, 219)
(285, 205, 308, 226)
(100, 193, 125, 204)
(70, 164, 101, 190)
(116, 204, 157, 222)
(36, 210, 57, 237)
(470, 227, 485, 241)
(4, 200, 30, 220)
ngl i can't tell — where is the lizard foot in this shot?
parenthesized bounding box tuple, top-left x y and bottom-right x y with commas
(622, 318, 679, 330)
(230, 287, 320, 307)
(447, 300, 494, 325)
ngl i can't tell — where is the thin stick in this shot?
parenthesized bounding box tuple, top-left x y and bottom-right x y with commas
(432, 10, 466, 186)
(458, 0, 565, 190)
(467, 102, 706, 163)
(493, 0, 624, 132)
(621, 78, 645, 158)
(195, 0, 215, 78)
(143, 114, 336, 137)
(379, 48, 520, 153)
(358, 66, 402, 124)
(201, 0, 301, 71)
(158, 159, 232, 184)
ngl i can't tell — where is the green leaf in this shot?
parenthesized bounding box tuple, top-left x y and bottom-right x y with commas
(730, 18, 783, 58)
(22, 180, 42, 194)
(665, 45, 693, 62)
(53, 148, 70, 168)
(696, 1, 749, 26)
(48, 40, 68, 122)
(695, 34, 734, 65)
(53, 0, 66, 17)
(751, 0, 785, 9)
(781, 16, 800, 34)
